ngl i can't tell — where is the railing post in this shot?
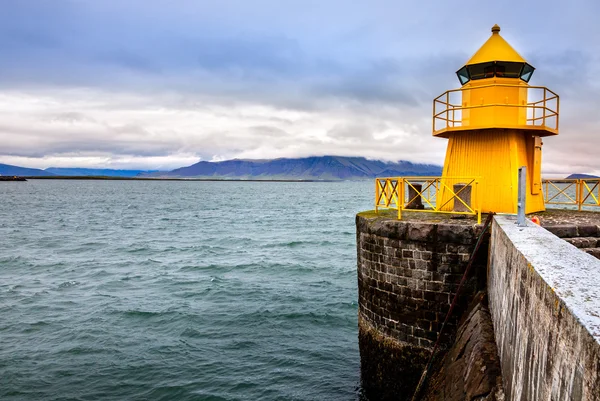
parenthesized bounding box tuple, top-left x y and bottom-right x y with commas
(399, 179, 404, 220)
(556, 95, 560, 130)
(543, 88, 547, 127)
(432, 100, 436, 133)
(476, 180, 481, 224)
(517, 167, 527, 227)
(375, 179, 379, 213)
(446, 91, 450, 130)
(397, 179, 401, 220)
(435, 178, 440, 211)
(578, 179, 583, 211)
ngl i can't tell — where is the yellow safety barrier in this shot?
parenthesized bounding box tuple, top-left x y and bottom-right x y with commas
(579, 179, 600, 209)
(433, 84, 559, 136)
(543, 179, 600, 210)
(375, 177, 482, 224)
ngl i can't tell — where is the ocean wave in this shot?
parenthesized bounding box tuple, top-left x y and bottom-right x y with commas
(57, 281, 80, 289)
(0, 179, 369, 400)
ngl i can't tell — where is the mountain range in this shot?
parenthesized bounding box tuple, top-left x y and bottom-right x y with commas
(7, 157, 597, 180)
(0, 157, 443, 180)
(0, 164, 158, 177)
(0, 163, 55, 177)
(45, 168, 158, 177)
(142, 156, 442, 180)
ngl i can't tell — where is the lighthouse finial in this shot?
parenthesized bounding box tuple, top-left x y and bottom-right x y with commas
(492, 24, 501, 34)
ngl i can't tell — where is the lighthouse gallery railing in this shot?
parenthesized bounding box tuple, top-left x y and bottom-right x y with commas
(433, 84, 559, 135)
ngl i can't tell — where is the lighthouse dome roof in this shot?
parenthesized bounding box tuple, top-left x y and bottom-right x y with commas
(466, 25, 527, 65)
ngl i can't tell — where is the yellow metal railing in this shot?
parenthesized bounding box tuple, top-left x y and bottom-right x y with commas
(433, 84, 559, 135)
(375, 176, 482, 224)
(543, 178, 600, 210)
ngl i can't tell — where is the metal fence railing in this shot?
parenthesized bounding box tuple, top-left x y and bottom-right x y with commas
(374, 177, 599, 223)
(543, 179, 600, 210)
(375, 176, 482, 224)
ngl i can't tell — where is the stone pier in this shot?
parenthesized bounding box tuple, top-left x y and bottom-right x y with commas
(488, 215, 600, 400)
(356, 210, 488, 400)
(356, 209, 600, 400)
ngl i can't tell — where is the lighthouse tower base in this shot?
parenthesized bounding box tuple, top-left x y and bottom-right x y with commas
(441, 128, 545, 214)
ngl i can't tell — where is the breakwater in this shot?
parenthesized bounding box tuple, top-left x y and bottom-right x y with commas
(489, 216, 600, 400)
(356, 211, 489, 399)
(357, 210, 600, 400)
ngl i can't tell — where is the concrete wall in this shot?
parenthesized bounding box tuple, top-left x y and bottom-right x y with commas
(488, 216, 600, 401)
(356, 212, 488, 399)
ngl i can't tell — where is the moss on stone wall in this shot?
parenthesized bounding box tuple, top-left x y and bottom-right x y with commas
(358, 315, 429, 401)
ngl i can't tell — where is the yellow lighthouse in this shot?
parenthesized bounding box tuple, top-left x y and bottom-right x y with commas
(433, 25, 559, 214)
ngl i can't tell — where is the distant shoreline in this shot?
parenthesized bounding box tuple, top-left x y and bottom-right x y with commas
(2, 156, 443, 181)
(22, 176, 340, 182)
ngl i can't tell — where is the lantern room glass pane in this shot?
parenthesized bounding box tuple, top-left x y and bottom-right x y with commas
(456, 66, 470, 85)
(520, 63, 535, 82)
(465, 61, 534, 81)
(496, 61, 523, 78)
(468, 62, 494, 80)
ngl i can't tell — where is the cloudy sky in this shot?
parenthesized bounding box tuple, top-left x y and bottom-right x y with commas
(1, 0, 599, 174)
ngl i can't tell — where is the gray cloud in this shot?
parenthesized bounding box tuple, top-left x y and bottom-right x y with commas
(0, 0, 599, 174)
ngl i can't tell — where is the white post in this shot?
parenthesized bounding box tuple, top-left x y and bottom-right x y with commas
(517, 166, 527, 227)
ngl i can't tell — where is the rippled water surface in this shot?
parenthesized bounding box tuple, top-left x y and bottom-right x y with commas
(0, 180, 373, 400)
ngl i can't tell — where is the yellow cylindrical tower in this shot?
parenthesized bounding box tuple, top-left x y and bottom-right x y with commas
(433, 25, 559, 214)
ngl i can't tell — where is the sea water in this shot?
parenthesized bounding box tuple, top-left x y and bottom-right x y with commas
(0, 180, 373, 400)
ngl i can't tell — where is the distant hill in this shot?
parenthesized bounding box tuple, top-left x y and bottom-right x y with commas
(566, 173, 599, 179)
(0, 163, 55, 177)
(45, 168, 160, 177)
(1, 156, 442, 180)
(144, 156, 442, 180)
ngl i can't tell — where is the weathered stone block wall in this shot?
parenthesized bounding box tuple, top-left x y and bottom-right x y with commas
(422, 293, 505, 401)
(488, 216, 600, 401)
(356, 212, 488, 399)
